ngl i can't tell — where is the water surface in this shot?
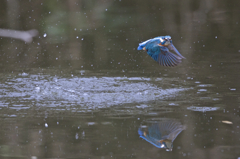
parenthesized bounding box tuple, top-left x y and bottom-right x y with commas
(0, 1, 240, 158)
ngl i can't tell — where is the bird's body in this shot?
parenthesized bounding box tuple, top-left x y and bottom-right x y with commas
(137, 36, 185, 67)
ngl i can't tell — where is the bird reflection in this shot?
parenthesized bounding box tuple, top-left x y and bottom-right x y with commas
(138, 120, 186, 151)
(137, 36, 185, 67)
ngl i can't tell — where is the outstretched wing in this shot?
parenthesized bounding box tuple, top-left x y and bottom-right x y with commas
(156, 121, 186, 142)
(157, 49, 182, 67)
(167, 44, 185, 59)
(147, 44, 182, 67)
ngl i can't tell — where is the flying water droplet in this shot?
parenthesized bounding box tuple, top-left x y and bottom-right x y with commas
(75, 133, 79, 139)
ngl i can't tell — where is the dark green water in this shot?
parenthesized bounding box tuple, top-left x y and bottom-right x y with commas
(0, 1, 240, 158)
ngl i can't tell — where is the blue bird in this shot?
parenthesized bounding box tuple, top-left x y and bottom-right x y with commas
(137, 36, 185, 67)
(138, 120, 186, 151)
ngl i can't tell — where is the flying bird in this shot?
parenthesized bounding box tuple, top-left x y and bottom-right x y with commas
(137, 36, 185, 67)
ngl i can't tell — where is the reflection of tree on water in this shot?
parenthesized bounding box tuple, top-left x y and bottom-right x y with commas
(138, 119, 186, 151)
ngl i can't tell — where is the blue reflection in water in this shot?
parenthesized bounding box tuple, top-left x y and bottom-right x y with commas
(138, 120, 186, 151)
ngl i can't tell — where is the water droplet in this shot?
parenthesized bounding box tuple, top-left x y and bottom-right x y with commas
(45, 123, 48, 128)
(43, 33, 47, 37)
(81, 38, 84, 40)
(105, 9, 108, 11)
(75, 133, 79, 139)
(215, 36, 217, 38)
(82, 131, 85, 136)
(76, 36, 79, 39)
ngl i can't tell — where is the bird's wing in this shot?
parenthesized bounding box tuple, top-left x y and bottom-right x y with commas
(159, 121, 186, 142)
(167, 44, 185, 59)
(167, 127, 185, 142)
(147, 44, 182, 67)
(158, 49, 182, 67)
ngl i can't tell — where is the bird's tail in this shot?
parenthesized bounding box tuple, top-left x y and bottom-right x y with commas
(137, 45, 145, 50)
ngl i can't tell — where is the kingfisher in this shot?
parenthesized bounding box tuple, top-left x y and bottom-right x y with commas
(138, 120, 186, 151)
(137, 36, 185, 67)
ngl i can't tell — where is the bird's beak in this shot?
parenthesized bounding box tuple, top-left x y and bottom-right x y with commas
(168, 44, 185, 59)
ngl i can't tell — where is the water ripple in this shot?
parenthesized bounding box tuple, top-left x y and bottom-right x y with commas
(0, 75, 188, 109)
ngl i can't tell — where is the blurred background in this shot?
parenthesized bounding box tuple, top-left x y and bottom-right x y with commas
(0, 0, 240, 158)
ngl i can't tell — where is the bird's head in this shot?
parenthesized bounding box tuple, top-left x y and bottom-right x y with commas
(159, 36, 172, 46)
(160, 140, 173, 151)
